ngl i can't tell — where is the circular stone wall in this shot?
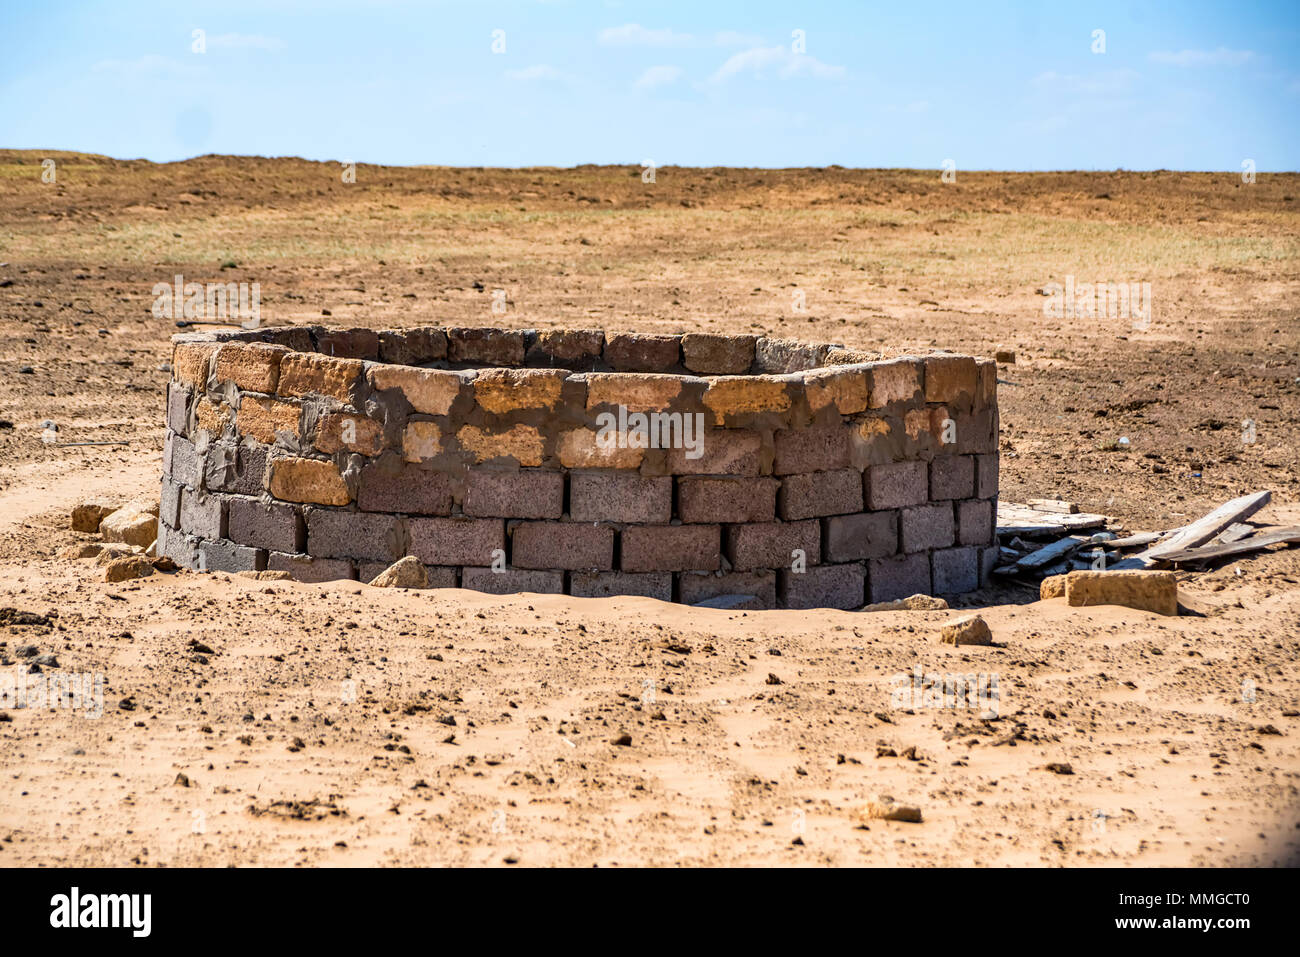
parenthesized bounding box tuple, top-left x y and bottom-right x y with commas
(158, 326, 999, 609)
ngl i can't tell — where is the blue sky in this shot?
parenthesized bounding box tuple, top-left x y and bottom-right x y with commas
(2, 0, 1297, 170)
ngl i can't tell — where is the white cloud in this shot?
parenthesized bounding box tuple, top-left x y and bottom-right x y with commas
(505, 64, 565, 81)
(599, 23, 695, 47)
(713, 30, 764, 47)
(634, 64, 683, 90)
(709, 46, 844, 83)
(206, 33, 286, 52)
(1031, 68, 1140, 95)
(1148, 47, 1254, 67)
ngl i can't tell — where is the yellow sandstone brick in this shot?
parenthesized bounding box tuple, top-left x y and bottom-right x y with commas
(237, 396, 301, 444)
(314, 412, 384, 456)
(269, 457, 351, 506)
(868, 359, 922, 407)
(402, 421, 444, 462)
(457, 424, 544, 466)
(194, 396, 232, 435)
(369, 366, 464, 416)
(474, 368, 566, 414)
(586, 373, 682, 412)
(556, 429, 644, 469)
(213, 343, 289, 394)
(702, 376, 791, 421)
(278, 353, 364, 403)
(804, 367, 868, 415)
(172, 342, 217, 388)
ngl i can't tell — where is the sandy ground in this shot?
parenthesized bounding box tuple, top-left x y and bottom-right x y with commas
(0, 155, 1297, 866)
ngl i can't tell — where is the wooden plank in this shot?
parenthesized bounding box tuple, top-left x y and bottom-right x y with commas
(1136, 490, 1271, 563)
(1027, 499, 1079, 514)
(1157, 526, 1300, 564)
(1009, 535, 1090, 572)
(1106, 530, 1167, 548)
(1214, 523, 1255, 544)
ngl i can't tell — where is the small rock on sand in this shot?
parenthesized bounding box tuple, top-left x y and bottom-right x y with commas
(99, 500, 159, 549)
(103, 555, 154, 583)
(367, 556, 428, 589)
(58, 543, 103, 560)
(939, 614, 992, 645)
(70, 501, 120, 533)
(95, 544, 140, 566)
(861, 594, 949, 612)
(1040, 574, 1067, 600)
(856, 796, 922, 823)
(1065, 569, 1178, 616)
(237, 570, 293, 581)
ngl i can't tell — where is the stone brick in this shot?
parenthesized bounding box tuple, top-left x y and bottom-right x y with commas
(167, 383, 190, 435)
(205, 441, 268, 496)
(462, 566, 564, 595)
(779, 563, 865, 610)
(622, 524, 720, 573)
(924, 354, 979, 405)
(358, 461, 453, 515)
(570, 572, 672, 600)
(704, 377, 792, 422)
(586, 373, 682, 411)
(932, 547, 980, 595)
(306, 508, 403, 562)
(976, 358, 997, 407)
(266, 552, 355, 582)
(979, 547, 998, 587)
(975, 453, 999, 500)
(930, 455, 976, 500)
(194, 397, 232, 436)
(213, 343, 289, 393)
(465, 468, 564, 519)
(570, 472, 670, 524)
(403, 421, 444, 462)
(314, 412, 385, 456)
(957, 499, 995, 547)
(867, 358, 922, 408)
(369, 366, 465, 416)
(407, 517, 505, 567)
(168, 434, 203, 488)
(900, 503, 955, 552)
(682, 333, 756, 374)
(603, 333, 680, 373)
(527, 329, 604, 369)
(755, 337, 832, 374)
(237, 396, 300, 445)
(458, 424, 544, 467)
(378, 328, 448, 366)
(198, 538, 264, 574)
(1065, 569, 1178, 616)
(866, 461, 927, 510)
(779, 469, 863, 520)
(848, 416, 897, 468)
(159, 525, 198, 568)
(178, 488, 224, 540)
(725, 521, 820, 571)
(556, 429, 643, 469)
(315, 327, 379, 360)
(473, 368, 568, 415)
(447, 327, 526, 366)
(677, 570, 776, 607)
(824, 511, 898, 562)
(678, 476, 777, 524)
(867, 552, 932, 603)
(160, 479, 182, 528)
(804, 367, 869, 415)
(172, 342, 216, 388)
(269, 457, 351, 506)
(228, 496, 303, 552)
(512, 521, 614, 571)
(773, 426, 850, 475)
(277, 353, 365, 404)
(666, 429, 762, 475)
